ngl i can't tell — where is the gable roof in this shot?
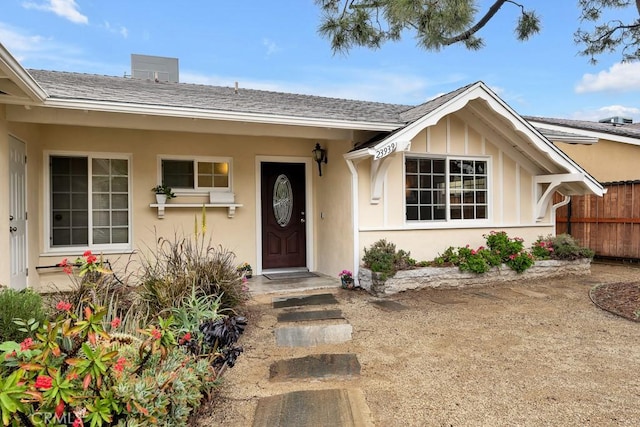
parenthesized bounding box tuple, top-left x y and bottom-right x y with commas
(28, 69, 410, 130)
(526, 116, 640, 146)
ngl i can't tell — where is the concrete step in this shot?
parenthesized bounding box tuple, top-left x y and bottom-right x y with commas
(272, 293, 338, 309)
(269, 353, 360, 382)
(275, 323, 352, 347)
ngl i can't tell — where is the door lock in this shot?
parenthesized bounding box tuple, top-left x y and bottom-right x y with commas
(300, 218, 306, 223)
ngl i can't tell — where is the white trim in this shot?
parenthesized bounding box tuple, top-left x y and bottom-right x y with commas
(0, 44, 47, 102)
(42, 98, 402, 132)
(446, 116, 451, 154)
(254, 156, 314, 275)
(345, 158, 361, 284)
(43, 150, 133, 254)
(516, 163, 521, 223)
(359, 222, 553, 232)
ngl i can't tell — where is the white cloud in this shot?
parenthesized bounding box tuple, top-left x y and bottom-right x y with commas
(102, 21, 128, 38)
(575, 62, 640, 93)
(262, 38, 281, 56)
(571, 105, 640, 122)
(22, 0, 88, 25)
(0, 23, 48, 56)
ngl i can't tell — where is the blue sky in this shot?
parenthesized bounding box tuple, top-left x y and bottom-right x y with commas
(2, 0, 639, 122)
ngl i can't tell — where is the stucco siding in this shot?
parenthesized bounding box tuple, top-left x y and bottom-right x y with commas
(554, 139, 640, 182)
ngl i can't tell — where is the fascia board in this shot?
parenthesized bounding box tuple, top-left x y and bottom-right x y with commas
(42, 98, 403, 132)
(528, 120, 640, 147)
(0, 44, 47, 102)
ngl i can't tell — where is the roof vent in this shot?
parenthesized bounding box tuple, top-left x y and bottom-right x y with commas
(131, 54, 179, 83)
(599, 116, 633, 126)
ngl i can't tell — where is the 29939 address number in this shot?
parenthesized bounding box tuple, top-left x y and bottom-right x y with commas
(374, 142, 397, 160)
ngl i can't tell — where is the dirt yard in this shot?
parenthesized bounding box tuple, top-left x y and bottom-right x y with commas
(196, 263, 640, 426)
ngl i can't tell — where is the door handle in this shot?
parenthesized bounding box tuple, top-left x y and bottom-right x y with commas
(9, 227, 17, 232)
(300, 218, 305, 223)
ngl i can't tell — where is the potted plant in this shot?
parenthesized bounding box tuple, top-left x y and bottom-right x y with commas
(152, 184, 176, 205)
(237, 262, 253, 278)
(339, 269, 354, 289)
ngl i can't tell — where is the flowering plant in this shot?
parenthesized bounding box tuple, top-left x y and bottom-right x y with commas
(236, 262, 252, 272)
(338, 270, 353, 281)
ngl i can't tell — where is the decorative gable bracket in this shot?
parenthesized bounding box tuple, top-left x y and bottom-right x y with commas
(534, 173, 583, 221)
(368, 140, 411, 204)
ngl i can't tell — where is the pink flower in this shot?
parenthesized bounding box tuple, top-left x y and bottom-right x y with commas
(56, 301, 72, 312)
(110, 317, 121, 329)
(509, 254, 516, 260)
(73, 418, 84, 427)
(20, 337, 33, 351)
(113, 357, 126, 373)
(83, 250, 92, 257)
(59, 258, 73, 275)
(35, 375, 53, 389)
(471, 250, 477, 255)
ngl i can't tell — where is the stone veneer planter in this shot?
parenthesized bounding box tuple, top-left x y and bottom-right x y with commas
(357, 259, 591, 296)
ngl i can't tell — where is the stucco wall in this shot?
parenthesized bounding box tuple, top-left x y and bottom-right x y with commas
(554, 139, 640, 182)
(10, 123, 351, 291)
(356, 113, 547, 263)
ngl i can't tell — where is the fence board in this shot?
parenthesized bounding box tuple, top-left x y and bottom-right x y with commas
(555, 182, 640, 260)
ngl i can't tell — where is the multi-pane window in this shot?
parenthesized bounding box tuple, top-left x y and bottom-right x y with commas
(50, 155, 130, 248)
(405, 157, 488, 221)
(160, 158, 230, 191)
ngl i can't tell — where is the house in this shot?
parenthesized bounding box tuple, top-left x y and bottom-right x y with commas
(0, 42, 604, 291)
(526, 116, 640, 259)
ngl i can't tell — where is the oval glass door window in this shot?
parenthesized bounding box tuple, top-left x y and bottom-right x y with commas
(273, 174, 293, 227)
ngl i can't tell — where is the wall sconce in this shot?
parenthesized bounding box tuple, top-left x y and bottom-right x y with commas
(312, 143, 328, 176)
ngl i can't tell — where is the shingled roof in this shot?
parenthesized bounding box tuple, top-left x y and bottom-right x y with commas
(28, 69, 412, 125)
(525, 116, 640, 140)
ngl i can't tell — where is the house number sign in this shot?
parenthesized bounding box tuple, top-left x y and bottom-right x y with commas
(374, 141, 397, 160)
(273, 174, 293, 227)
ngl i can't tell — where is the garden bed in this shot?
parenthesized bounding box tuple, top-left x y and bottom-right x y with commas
(358, 259, 591, 296)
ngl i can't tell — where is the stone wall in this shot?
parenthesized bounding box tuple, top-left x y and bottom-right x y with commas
(357, 259, 591, 296)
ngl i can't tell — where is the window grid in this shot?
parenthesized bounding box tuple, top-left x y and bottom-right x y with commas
(161, 158, 230, 191)
(405, 157, 488, 222)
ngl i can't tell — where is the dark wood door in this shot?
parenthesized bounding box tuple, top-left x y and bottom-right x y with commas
(261, 162, 306, 269)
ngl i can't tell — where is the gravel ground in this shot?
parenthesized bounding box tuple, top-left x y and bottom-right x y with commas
(196, 263, 640, 426)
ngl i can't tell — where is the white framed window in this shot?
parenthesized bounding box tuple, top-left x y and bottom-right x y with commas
(46, 152, 131, 252)
(405, 155, 489, 222)
(158, 155, 232, 193)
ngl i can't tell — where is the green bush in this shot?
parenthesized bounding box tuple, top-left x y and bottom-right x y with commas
(484, 231, 525, 263)
(0, 288, 46, 342)
(549, 233, 595, 260)
(362, 239, 415, 276)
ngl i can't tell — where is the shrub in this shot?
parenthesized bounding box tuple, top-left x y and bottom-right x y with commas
(549, 233, 595, 260)
(0, 288, 46, 342)
(531, 235, 555, 259)
(362, 239, 415, 276)
(484, 231, 525, 263)
(506, 251, 535, 273)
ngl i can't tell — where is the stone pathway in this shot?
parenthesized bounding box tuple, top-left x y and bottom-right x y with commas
(252, 293, 374, 427)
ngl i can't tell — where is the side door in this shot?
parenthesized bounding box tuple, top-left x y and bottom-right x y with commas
(9, 136, 27, 289)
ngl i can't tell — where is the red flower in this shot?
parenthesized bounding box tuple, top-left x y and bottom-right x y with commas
(83, 250, 97, 264)
(66, 372, 79, 381)
(73, 418, 84, 427)
(35, 375, 53, 389)
(113, 357, 126, 373)
(55, 399, 65, 419)
(56, 301, 72, 312)
(83, 250, 92, 257)
(151, 329, 162, 340)
(110, 317, 121, 329)
(59, 258, 73, 275)
(20, 337, 33, 351)
(179, 332, 192, 344)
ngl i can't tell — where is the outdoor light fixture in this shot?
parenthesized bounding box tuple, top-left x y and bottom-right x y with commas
(312, 143, 327, 176)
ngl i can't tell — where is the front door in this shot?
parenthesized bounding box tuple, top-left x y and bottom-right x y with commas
(9, 137, 27, 289)
(261, 162, 306, 270)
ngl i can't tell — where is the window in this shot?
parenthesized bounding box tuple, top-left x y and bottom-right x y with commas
(160, 157, 230, 191)
(405, 157, 488, 222)
(49, 154, 130, 249)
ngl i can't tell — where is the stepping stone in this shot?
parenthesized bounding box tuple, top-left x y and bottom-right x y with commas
(370, 300, 408, 311)
(269, 354, 360, 381)
(277, 309, 344, 323)
(275, 324, 352, 347)
(510, 288, 549, 298)
(253, 388, 373, 427)
(273, 293, 338, 309)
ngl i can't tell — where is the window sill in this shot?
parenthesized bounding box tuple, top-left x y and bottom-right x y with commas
(149, 203, 243, 219)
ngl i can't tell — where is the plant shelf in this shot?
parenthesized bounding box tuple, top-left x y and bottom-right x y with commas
(150, 203, 243, 219)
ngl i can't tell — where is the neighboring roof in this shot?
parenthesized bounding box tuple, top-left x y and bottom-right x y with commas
(28, 69, 411, 127)
(526, 116, 640, 146)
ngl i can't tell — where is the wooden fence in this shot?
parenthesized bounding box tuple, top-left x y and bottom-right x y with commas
(555, 181, 640, 260)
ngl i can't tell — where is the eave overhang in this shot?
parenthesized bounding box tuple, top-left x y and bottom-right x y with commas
(0, 44, 47, 104)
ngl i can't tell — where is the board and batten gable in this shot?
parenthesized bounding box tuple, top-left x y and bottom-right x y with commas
(356, 113, 552, 263)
